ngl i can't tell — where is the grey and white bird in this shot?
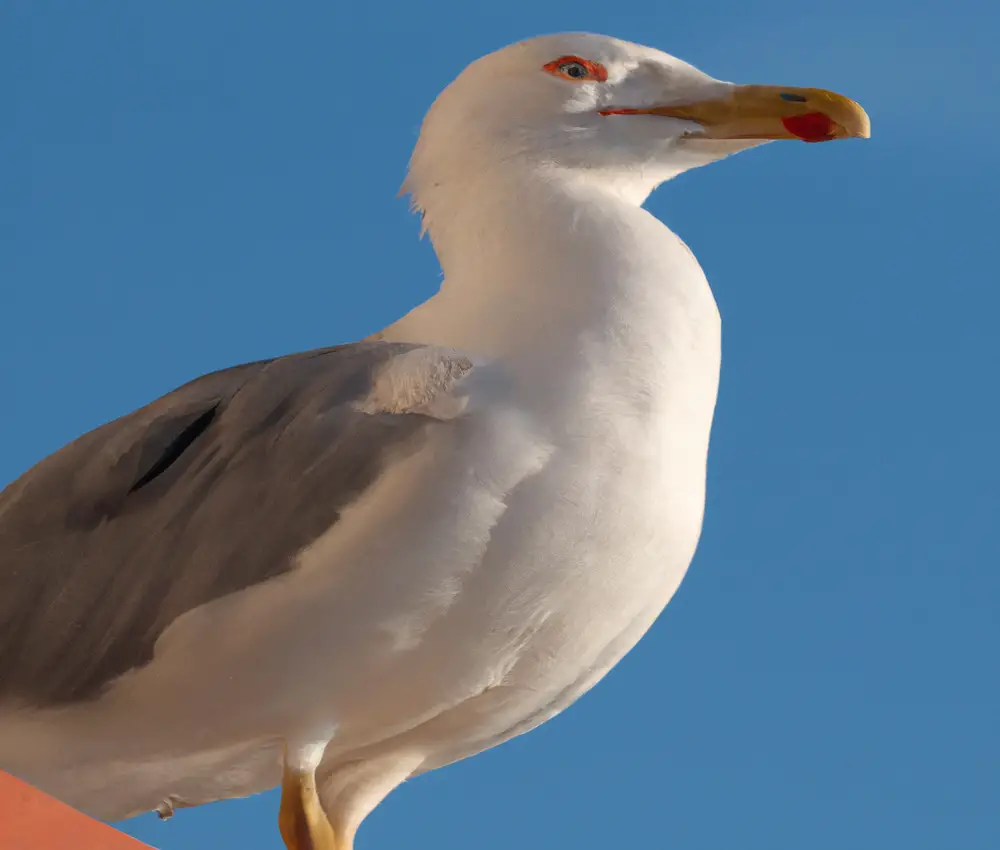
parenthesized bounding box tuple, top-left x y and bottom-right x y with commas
(0, 32, 868, 850)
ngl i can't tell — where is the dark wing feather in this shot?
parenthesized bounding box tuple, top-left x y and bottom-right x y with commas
(0, 341, 473, 706)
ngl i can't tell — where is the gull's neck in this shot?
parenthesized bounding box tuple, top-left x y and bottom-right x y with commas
(381, 166, 721, 410)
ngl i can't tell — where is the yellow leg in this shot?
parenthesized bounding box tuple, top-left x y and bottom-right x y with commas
(278, 742, 338, 850)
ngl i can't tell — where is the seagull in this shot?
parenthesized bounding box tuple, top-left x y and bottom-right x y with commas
(0, 32, 868, 850)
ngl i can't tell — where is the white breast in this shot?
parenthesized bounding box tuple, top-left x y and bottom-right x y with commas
(357, 205, 724, 760)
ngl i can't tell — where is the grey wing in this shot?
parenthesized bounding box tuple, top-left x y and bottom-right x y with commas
(0, 341, 474, 707)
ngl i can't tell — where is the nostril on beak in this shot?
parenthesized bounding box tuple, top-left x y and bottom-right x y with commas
(779, 92, 809, 103)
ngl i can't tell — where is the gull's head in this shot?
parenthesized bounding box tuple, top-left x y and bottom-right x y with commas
(404, 32, 869, 206)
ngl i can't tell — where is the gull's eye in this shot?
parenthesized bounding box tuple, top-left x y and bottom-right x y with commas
(560, 61, 588, 79)
(543, 55, 609, 83)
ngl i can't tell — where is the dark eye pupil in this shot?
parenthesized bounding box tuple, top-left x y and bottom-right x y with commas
(563, 62, 587, 78)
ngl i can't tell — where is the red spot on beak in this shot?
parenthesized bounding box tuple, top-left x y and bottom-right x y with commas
(781, 112, 837, 143)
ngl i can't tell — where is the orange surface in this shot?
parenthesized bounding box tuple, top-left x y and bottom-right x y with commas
(0, 771, 154, 850)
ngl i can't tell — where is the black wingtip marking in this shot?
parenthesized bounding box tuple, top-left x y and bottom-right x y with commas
(129, 405, 219, 494)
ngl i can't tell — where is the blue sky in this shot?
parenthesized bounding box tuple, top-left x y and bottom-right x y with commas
(2, 1, 997, 848)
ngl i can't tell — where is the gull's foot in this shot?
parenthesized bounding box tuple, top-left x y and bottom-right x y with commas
(278, 740, 338, 850)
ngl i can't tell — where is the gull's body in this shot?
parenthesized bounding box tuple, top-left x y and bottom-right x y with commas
(0, 33, 867, 849)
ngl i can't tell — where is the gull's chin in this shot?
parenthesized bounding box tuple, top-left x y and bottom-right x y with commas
(679, 134, 769, 153)
(672, 135, 769, 167)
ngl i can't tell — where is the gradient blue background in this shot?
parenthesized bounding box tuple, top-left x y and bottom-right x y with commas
(3, 1, 997, 848)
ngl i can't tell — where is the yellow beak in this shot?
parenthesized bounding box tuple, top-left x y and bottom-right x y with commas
(604, 85, 870, 143)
